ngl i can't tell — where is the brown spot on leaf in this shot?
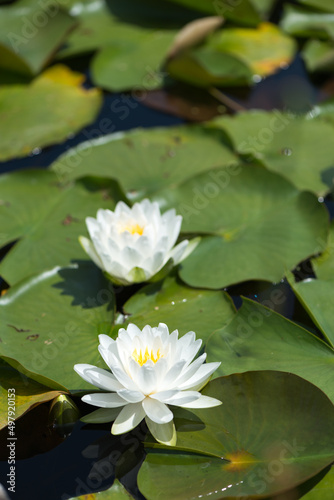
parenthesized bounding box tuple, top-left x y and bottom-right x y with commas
(62, 214, 79, 225)
(26, 334, 39, 341)
(7, 324, 31, 333)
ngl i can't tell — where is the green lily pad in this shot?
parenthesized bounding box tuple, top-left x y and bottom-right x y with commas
(296, 0, 334, 12)
(0, 169, 120, 285)
(152, 164, 328, 289)
(287, 222, 334, 348)
(206, 298, 334, 403)
(0, 66, 102, 162)
(307, 99, 334, 127)
(69, 479, 135, 499)
(207, 22, 296, 78)
(0, 0, 76, 77)
(0, 262, 114, 391)
(212, 110, 334, 195)
(50, 124, 238, 196)
(303, 39, 334, 73)
(91, 29, 177, 92)
(167, 23, 296, 87)
(138, 371, 334, 499)
(302, 466, 334, 500)
(280, 5, 334, 40)
(0, 360, 64, 430)
(112, 275, 236, 344)
(167, 0, 261, 25)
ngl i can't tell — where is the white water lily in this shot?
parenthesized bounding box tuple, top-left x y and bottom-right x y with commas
(74, 323, 222, 446)
(79, 199, 198, 285)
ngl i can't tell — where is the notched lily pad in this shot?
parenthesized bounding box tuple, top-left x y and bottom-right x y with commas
(139, 371, 334, 499)
(0, 65, 102, 162)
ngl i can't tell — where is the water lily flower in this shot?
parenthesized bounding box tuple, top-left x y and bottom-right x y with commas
(74, 323, 222, 446)
(79, 199, 198, 285)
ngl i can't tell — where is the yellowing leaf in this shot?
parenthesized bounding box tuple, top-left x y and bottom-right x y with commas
(0, 66, 102, 161)
(210, 22, 296, 77)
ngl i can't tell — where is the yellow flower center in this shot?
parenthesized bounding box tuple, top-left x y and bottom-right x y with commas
(132, 347, 163, 366)
(120, 223, 144, 235)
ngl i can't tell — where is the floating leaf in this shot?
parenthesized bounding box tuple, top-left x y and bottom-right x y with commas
(152, 164, 328, 289)
(91, 30, 177, 92)
(213, 110, 334, 195)
(112, 275, 235, 344)
(0, 262, 114, 390)
(0, 0, 75, 77)
(296, 0, 334, 14)
(302, 466, 334, 500)
(0, 66, 102, 162)
(167, 0, 261, 25)
(167, 23, 296, 87)
(0, 169, 120, 285)
(303, 39, 334, 73)
(207, 22, 296, 77)
(69, 479, 135, 499)
(280, 5, 334, 40)
(0, 360, 64, 430)
(138, 371, 334, 499)
(50, 124, 238, 196)
(287, 222, 334, 348)
(206, 298, 334, 403)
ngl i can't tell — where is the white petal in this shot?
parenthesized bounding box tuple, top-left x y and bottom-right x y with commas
(74, 364, 123, 391)
(142, 397, 173, 424)
(180, 395, 222, 408)
(168, 239, 189, 265)
(121, 246, 143, 270)
(163, 211, 182, 248)
(149, 390, 179, 402)
(111, 402, 145, 434)
(160, 360, 187, 391)
(137, 364, 157, 395)
(177, 362, 221, 391)
(82, 393, 128, 408)
(86, 217, 101, 237)
(111, 363, 141, 392)
(153, 390, 201, 406)
(173, 354, 206, 387)
(145, 416, 176, 446)
(178, 236, 200, 262)
(117, 389, 145, 403)
(81, 407, 121, 423)
(79, 236, 104, 270)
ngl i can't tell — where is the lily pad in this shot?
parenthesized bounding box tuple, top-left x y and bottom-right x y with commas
(0, 169, 120, 285)
(0, 65, 102, 162)
(287, 222, 334, 348)
(112, 275, 236, 344)
(296, 0, 334, 13)
(303, 39, 334, 73)
(280, 5, 334, 40)
(138, 371, 334, 499)
(167, 0, 261, 25)
(207, 22, 296, 78)
(206, 298, 334, 403)
(212, 110, 334, 195)
(91, 30, 177, 92)
(69, 479, 134, 499)
(152, 164, 328, 289)
(0, 360, 64, 430)
(0, 262, 114, 391)
(0, 0, 76, 76)
(50, 124, 238, 196)
(167, 23, 296, 87)
(302, 466, 334, 500)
